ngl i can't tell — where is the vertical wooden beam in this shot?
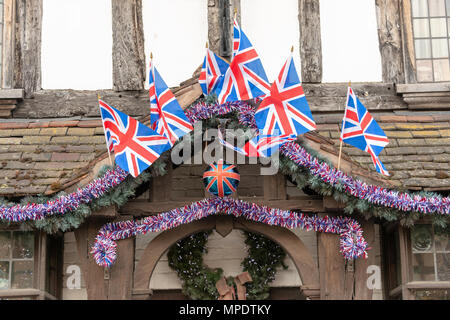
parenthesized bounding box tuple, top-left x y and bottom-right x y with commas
(318, 229, 349, 299)
(298, 0, 322, 83)
(375, 0, 405, 84)
(354, 219, 376, 299)
(400, 0, 417, 83)
(14, 0, 42, 98)
(263, 173, 286, 201)
(107, 216, 135, 299)
(2, 0, 16, 88)
(111, 0, 145, 91)
(208, 0, 240, 59)
(150, 162, 173, 201)
(74, 219, 110, 300)
(398, 225, 414, 299)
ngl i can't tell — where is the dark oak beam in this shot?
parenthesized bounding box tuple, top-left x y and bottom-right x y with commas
(298, 0, 322, 83)
(14, 0, 43, 98)
(111, 0, 146, 91)
(119, 197, 324, 216)
(375, 0, 405, 83)
(13, 83, 404, 119)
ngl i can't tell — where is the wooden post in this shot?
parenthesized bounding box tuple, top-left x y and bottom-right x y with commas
(298, 0, 322, 83)
(107, 216, 135, 300)
(375, 0, 405, 84)
(14, 0, 43, 98)
(97, 94, 113, 166)
(2, 0, 16, 88)
(208, 0, 240, 59)
(111, 0, 146, 91)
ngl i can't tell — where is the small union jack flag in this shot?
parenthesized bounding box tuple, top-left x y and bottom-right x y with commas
(199, 48, 229, 96)
(255, 52, 316, 137)
(244, 132, 297, 158)
(341, 87, 390, 176)
(149, 60, 193, 146)
(99, 99, 171, 178)
(217, 129, 248, 156)
(203, 159, 240, 197)
(215, 19, 271, 104)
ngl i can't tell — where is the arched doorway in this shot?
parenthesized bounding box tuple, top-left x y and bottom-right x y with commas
(132, 215, 320, 299)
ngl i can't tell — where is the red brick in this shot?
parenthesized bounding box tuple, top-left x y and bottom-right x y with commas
(0, 122, 29, 129)
(406, 115, 434, 123)
(51, 152, 80, 162)
(48, 120, 79, 127)
(78, 120, 102, 127)
(432, 114, 450, 122)
(379, 115, 408, 123)
(28, 122, 50, 128)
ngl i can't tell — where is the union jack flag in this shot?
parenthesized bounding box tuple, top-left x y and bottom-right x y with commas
(215, 19, 271, 104)
(255, 52, 316, 137)
(99, 99, 171, 178)
(341, 87, 390, 176)
(199, 48, 229, 96)
(149, 60, 193, 146)
(244, 132, 297, 158)
(217, 129, 248, 156)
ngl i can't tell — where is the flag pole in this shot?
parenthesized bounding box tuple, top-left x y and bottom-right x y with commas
(98, 93, 114, 166)
(337, 81, 351, 171)
(234, 7, 237, 20)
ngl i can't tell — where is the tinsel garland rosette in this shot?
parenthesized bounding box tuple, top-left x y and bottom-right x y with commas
(0, 167, 128, 222)
(91, 197, 369, 268)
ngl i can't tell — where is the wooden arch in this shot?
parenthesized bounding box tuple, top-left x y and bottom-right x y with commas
(133, 215, 320, 299)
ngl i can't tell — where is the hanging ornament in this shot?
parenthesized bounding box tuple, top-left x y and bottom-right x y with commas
(203, 159, 240, 197)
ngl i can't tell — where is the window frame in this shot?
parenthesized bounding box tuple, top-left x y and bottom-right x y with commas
(0, 227, 62, 300)
(402, 0, 450, 84)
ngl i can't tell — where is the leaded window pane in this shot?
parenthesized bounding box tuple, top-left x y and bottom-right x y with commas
(417, 59, 434, 81)
(433, 58, 450, 80)
(11, 261, 33, 289)
(0, 232, 11, 259)
(414, 18, 431, 37)
(12, 232, 34, 259)
(415, 39, 432, 58)
(412, 0, 429, 17)
(430, 18, 447, 37)
(0, 261, 9, 289)
(429, 0, 446, 17)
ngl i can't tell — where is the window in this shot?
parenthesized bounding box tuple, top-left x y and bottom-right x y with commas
(411, 0, 450, 82)
(0, 231, 34, 290)
(411, 224, 450, 281)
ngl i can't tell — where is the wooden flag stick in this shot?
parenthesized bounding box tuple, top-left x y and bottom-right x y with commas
(337, 81, 351, 171)
(234, 7, 237, 20)
(98, 93, 114, 166)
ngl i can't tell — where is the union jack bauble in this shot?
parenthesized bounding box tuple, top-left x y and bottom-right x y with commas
(203, 160, 240, 197)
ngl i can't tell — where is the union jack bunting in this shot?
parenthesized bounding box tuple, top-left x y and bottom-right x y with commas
(341, 87, 390, 176)
(199, 48, 229, 95)
(215, 19, 271, 104)
(149, 60, 193, 146)
(244, 132, 297, 158)
(99, 99, 171, 178)
(255, 52, 316, 137)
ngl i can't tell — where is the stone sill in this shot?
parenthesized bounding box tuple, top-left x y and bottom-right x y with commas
(0, 89, 24, 118)
(396, 83, 450, 110)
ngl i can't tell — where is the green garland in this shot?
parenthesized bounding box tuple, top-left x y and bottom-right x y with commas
(167, 231, 287, 300)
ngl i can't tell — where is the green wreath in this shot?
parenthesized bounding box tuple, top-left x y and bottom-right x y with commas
(167, 230, 288, 300)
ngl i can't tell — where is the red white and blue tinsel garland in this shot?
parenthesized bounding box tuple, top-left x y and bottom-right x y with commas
(0, 100, 449, 223)
(0, 167, 128, 222)
(91, 197, 369, 268)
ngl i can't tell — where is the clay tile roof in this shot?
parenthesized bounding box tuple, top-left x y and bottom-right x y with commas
(315, 113, 450, 192)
